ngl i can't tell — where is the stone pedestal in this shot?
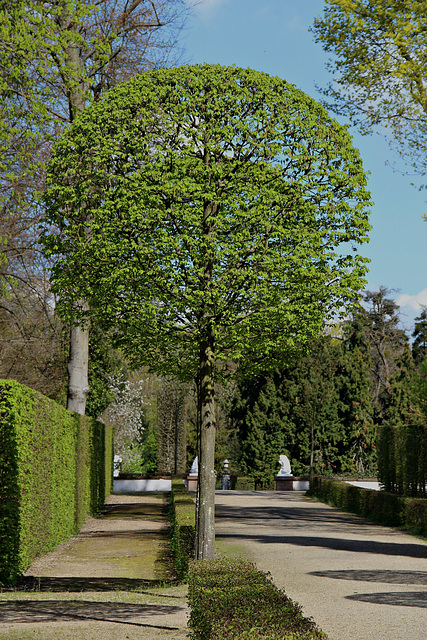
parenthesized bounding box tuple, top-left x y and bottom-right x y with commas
(187, 475, 198, 491)
(275, 476, 310, 491)
(275, 476, 294, 490)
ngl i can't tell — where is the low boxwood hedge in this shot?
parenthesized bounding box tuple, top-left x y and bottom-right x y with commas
(168, 477, 196, 580)
(187, 557, 327, 640)
(309, 476, 427, 537)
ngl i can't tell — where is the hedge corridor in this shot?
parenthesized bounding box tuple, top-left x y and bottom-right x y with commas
(0, 379, 113, 586)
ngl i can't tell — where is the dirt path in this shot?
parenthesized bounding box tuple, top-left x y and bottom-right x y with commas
(215, 490, 427, 640)
(0, 493, 188, 640)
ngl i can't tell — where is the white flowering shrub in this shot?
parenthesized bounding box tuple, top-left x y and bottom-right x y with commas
(104, 373, 151, 473)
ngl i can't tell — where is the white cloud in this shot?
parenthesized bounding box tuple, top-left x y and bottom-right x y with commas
(396, 288, 427, 311)
(187, 0, 228, 18)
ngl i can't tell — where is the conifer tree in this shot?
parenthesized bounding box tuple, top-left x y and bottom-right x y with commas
(235, 372, 297, 487)
(412, 309, 427, 367)
(337, 308, 376, 474)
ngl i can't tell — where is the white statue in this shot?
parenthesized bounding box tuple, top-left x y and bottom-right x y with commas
(277, 455, 292, 477)
(189, 456, 198, 476)
(113, 455, 122, 478)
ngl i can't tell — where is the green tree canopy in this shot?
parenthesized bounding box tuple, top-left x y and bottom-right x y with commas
(43, 64, 371, 558)
(312, 0, 427, 187)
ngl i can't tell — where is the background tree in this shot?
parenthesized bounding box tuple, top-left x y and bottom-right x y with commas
(103, 370, 159, 474)
(234, 372, 297, 488)
(412, 308, 427, 367)
(43, 64, 371, 559)
(336, 308, 376, 473)
(0, 0, 187, 410)
(362, 288, 408, 421)
(232, 316, 377, 482)
(312, 0, 427, 188)
(157, 378, 187, 475)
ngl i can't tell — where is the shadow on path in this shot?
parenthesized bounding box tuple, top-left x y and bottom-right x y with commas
(346, 591, 427, 608)
(100, 503, 165, 520)
(309, 569, 427, 585)
(17, 576, 179, 593)
(217, 532, 427, 558)
(215, 502, 387, 532)
(0, 600, 182, 630)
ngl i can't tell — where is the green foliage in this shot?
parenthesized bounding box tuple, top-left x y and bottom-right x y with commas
(43, 63, 371, 382)
(377, 343, 427, 497)
(336, 308, 376, 473)
(0, 379, 113, 586)
(233, 327, 376, 483)
(187, 557, 327, 640)
(234, 476, 256, 491)
(119, 421, 158, 476)
(168, 478, 196, 581)
(85, 328, 123, 418)
(233, 371, 299, 486)
(415, 359, 427, 421)
(309, 476, 427, 536)
(312, 0, 427, 184)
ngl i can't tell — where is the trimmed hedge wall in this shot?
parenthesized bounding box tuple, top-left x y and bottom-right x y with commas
(168, 477, 196, 580)
(378, 423, 427, 497)
(309, 476, 427, 537)
(0, 379, 113, 586)
(187, 557, 327, 640)
(235, 476, 256, 490)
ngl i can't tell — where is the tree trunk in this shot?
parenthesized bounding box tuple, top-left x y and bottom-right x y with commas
(61, 3, 91, 415)
(67, 302, 90, 414)
(195, 328, 216, 560)
(310, 420, 314, 477)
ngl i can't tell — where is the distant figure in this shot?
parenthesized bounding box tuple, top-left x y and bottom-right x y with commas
(277, 455, 292, 477)
(189, 456, 199, 476)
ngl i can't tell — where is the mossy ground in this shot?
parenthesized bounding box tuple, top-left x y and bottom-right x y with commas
(0, 493, 188, 639)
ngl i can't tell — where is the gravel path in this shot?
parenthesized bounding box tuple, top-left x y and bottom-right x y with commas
(0, 494, 188, 640)
(215, 490, 427, 640)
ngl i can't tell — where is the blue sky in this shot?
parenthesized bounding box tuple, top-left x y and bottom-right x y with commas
(182, 0, 427, 333)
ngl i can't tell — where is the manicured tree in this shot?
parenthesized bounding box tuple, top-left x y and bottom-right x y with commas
(157, 378, 187, 475)
(379, 345, 426, 495)
(42, 64, 371, 559)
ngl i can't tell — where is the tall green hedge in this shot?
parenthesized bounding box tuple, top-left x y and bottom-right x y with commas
(378, 423, 427, 497)
(0, 379, 113, 586)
